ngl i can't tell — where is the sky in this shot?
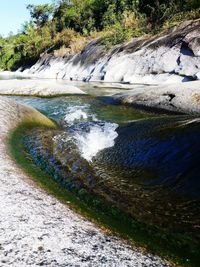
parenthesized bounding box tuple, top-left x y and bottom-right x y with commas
(0, 0, 52, 36)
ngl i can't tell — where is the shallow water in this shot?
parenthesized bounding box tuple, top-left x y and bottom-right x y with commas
(0, 74, 29, 80)
(10, 94, 200, 241)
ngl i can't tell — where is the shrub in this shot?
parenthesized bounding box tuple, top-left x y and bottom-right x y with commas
(100, 11, 147, 47)
(53, 29, 87, 55)
(163, 8, 200, 30)
(0, 0, 199, 70)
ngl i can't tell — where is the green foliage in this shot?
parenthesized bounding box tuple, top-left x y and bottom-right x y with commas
(101, 11, 147, 47)
(0, 22, 53, 70)
(53, 0, 96, 33)
(53, 28, 78, 48)
(101, 24, 134, 47)
(138, 0, 200, 30)
(27, 4, 54, 27)
(163, 8, 200, 29)
(0, 0, 199, 70)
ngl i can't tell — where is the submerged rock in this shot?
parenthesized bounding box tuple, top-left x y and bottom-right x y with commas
(24, 115, 200, 239)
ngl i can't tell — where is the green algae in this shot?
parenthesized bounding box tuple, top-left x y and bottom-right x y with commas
(8, 122, 200, 267)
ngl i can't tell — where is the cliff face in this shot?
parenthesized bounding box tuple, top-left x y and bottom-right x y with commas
(24, 19, 200, 85)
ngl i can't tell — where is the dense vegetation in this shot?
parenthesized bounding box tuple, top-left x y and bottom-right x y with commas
(0, 0, 199, 70)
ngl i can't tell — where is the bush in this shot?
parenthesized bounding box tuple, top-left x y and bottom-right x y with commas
(0, 0, 199, 70)
(163, 8, 200, 30)
(53, 28, 77, 48)
(100, 11, 147, 47)
(53, 29, 87, 56)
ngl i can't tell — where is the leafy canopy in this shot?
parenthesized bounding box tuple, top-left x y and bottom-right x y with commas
(0, 0, 199, 70)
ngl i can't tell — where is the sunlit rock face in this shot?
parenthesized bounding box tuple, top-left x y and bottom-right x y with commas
(112, 80, 200, 114)
(25, 19, 200, 84)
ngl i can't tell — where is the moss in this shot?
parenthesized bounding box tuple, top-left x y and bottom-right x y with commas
(8, 122, 200, 267)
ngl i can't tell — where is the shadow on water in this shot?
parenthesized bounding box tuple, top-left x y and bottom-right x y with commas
(95, 118, 200, 233)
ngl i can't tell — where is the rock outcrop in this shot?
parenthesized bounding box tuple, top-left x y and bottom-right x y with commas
(112, 80, 200, 114)
(24, 19, 200, 84)
(0, 79, 85, 96)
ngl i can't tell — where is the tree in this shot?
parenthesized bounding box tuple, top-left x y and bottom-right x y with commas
(27, 4, 54, 27)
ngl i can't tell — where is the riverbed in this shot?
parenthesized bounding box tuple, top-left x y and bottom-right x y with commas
(1, 96, 178, 267)
(5, 90, 200, 265)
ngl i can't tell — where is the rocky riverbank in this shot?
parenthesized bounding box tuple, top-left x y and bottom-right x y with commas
(0, 79, 85, 96)
(0, 19, 199, 115)
(0, 97, 172, 267)
(112, 80, 200, 114)
(19, 19, 200, 85)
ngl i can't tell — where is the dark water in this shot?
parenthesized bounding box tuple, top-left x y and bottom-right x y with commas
(11, 95, 200, 240)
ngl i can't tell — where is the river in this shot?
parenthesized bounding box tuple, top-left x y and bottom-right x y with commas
(7, 88, 200, 265)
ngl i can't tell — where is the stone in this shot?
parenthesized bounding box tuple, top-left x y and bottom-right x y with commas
(0, 79, 85, 96)
(13, 19, 200, 85)
(112, 80, 200, 114)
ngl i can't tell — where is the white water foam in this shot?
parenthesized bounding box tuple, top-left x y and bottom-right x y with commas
(64, 109, 88, 123)
(64, 105, 97, 124)
(60, 105, 118, 161)
(74, 122, 118, 161)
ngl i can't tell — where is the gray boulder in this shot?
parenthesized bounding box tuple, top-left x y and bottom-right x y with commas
(24, 19, 200, 84)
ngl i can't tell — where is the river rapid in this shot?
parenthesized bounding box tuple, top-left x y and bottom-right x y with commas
(8, 88, 200, 263)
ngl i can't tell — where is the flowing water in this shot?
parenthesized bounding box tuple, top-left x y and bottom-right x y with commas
(10, 93, 200, 247)
(0, 74, 29, 80)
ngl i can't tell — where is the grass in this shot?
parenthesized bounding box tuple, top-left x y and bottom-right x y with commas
(9, 122, 200, 267)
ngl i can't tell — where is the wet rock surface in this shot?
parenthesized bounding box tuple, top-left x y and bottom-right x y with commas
(0, 97, 171, 267)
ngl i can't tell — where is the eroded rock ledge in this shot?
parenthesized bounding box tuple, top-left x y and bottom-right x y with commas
(0, 79, 85, 96)
(112, 80, 200, 114)
(0, 97, 171, 266)
(22, 19, 200, 84)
